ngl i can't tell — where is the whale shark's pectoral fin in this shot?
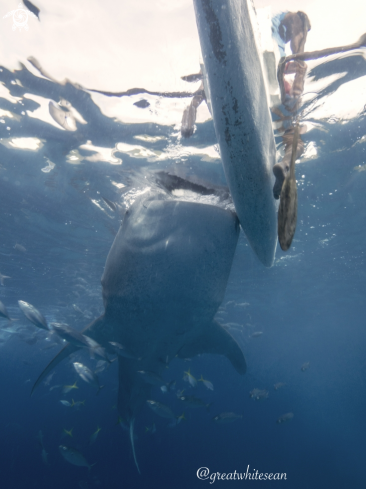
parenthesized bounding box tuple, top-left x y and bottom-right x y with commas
(31, 342, 80, 396)
(31, 315, 107, 396)
(177, 320, 246, 375)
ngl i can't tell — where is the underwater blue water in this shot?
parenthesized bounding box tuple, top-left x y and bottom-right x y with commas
(0, 1, 366, 488)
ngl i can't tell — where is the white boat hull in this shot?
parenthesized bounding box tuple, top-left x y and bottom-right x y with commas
(194, 0, 278, 267)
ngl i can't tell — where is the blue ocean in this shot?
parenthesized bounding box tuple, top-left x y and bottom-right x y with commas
(0, 1, 365, 488)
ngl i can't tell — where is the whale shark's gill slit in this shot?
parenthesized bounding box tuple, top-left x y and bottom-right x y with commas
(130, 418, 140, 474)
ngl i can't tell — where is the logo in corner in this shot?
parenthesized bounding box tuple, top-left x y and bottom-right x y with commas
(3, 3, 37, 31)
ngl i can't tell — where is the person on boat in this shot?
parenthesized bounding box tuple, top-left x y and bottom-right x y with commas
(272, 11, 311, 199)
(181, 77, 205, 138)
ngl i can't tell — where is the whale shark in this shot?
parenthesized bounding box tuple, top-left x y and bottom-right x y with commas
(31, 185, 246, 472)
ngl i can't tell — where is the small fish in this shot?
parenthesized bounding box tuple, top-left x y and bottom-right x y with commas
(160, 380, 175, 393)
(94, 360, 108, 374)
(18, 301, 48, 330)
(178, 395, 212, 411)
(198, 375, 214, 391)
(274, 382, 286, 391)
(0, 273, 11, 286)
(63, 382, 78, 394)
(89, 426, 101, 445)
(60, 400, 73, 407)
(51, 323, 86, 347)
(146, 400, 176, 419)
(1, 325, 20, 335)
(63, 428, 73, 437)
(84, 336, 110, 362)
(59, 445, 92, 470)
(177, 412, 186, 424)
(72, 304, 84, 314)
(249, 389, 269, 400)
(277, 412, 294, 424)
(278, 123, 300, 251)
(52, 323, 109, 362)
(14, 243, 27, 253)
(72, 399, 85, 410)
(108, 341, 139, 360)
(251, 331, 263, 338)
(43, 372, 55, 386)
(168, 413, 186, 428)
(301, 362, 310, 372)
(213, 412, 242, 423)
(0, 300, 11, 321)
(73, 362, 103, 394)
(183, 369, 197, 388)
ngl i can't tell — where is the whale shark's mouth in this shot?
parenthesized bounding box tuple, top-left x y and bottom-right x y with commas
(121, 170, 234, 210)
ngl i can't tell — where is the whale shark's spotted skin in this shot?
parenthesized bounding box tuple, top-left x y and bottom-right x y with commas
(32, 191, 246, 472)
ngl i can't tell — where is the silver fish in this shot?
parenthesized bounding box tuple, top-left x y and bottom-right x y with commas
(301, 362, 310, 372)
(0, 326, 19, 335)
(59, 445, 92, 470)
(14, 243, 27, 253)
(277, 412, 294, 424)
(52, 323, 108, 361)
(213, 412, 242, 423)
(84, 336, 110, 362)
(73, 362, 103, 394)
(18, 301, 48, 330)
(178, 395, 211, 411)
(108, 341, 138, 360)
(51, 323, 86, 348)
(146, 400, 176, 419)
(62, 381, 78, 394)
(60, 400, 72, 407)
(94, 360, 108, 374)
(251, 331, 263, 338)
(250, 388, 269, 400)
(0, 273, 11, 286)
(274, 382, 286, 391)
(198, 376, 214, 391)
(89, 427, 101, 445)
(43, 372, 55, 386)
(72, 400, 85, 410)
(183, 369, 197, 387)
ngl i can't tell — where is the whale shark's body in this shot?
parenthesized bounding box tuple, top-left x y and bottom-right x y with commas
(32, 189, 246, 471)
